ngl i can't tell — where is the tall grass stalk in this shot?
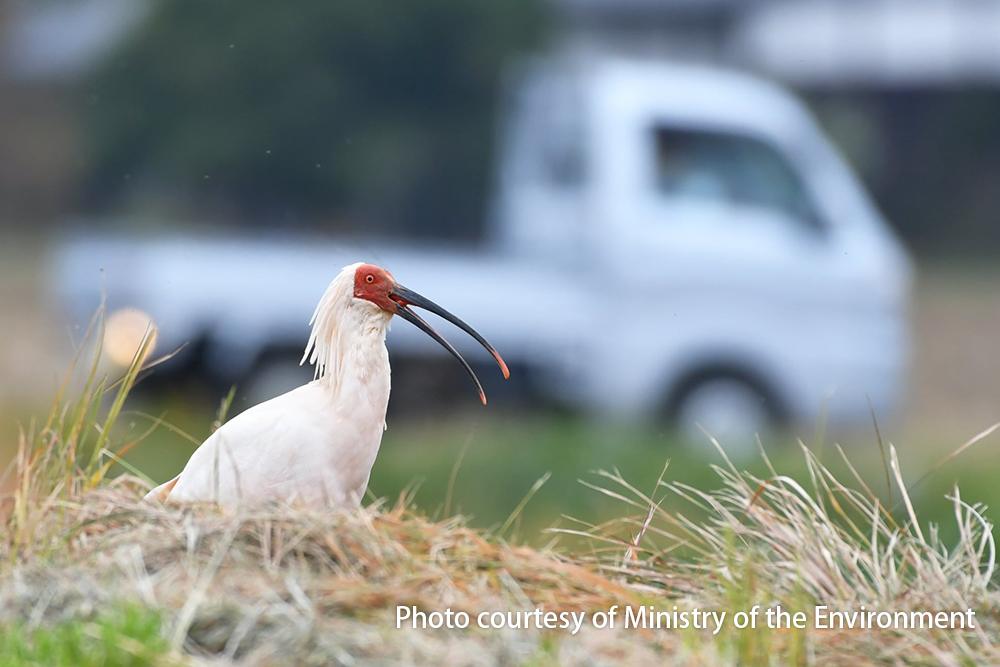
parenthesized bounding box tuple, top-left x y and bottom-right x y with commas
(4, 305, 159, 559)
(564, 430, 999, 661)
(2, 310, 998, 662)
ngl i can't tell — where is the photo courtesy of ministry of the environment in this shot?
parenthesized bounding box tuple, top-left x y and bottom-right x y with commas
(397, 604, 977, 635)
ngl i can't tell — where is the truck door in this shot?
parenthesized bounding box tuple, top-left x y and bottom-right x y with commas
(596, 119, 865, 421)
(633, 125, 832, 283)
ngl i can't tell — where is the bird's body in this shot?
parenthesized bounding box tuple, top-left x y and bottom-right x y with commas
(145, 262, 506, 509)
(162, 380, 388, 506)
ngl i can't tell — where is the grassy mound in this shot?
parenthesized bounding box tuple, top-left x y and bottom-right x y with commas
(1, 487, 639, 664)
(1, 318, 997, 665)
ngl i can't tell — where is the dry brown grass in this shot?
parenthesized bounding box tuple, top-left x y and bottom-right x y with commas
(565, 430, 1000, 664)
(0, 484, 651, 665)
(3, 448, 997, 665)
(0, 313, 645, 664)
(1, 310, 999, 665)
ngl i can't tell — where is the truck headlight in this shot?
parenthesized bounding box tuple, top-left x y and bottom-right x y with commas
(103, 307, 157, 367)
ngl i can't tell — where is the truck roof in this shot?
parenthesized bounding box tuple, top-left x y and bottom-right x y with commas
(582, 56, 816, 145)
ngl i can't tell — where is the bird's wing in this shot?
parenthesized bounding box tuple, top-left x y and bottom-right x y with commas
(165, 384, 337, 504)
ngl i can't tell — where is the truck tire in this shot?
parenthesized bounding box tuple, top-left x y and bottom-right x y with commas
(668, 371, 783, 449)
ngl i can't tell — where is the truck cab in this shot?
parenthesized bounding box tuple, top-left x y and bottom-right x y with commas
(492, 57, 912, 435)
(52, 56, 912, 440)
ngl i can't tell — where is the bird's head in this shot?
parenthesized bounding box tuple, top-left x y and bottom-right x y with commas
(351, 263, 509, 404)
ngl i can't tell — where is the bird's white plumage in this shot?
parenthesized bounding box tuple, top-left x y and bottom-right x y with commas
(146, 263, 394, 508)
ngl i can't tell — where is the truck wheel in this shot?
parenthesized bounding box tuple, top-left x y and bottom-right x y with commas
(670, 375, 778, 449)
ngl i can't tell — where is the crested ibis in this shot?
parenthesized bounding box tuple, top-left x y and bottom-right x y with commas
(144, 262, 509, 508)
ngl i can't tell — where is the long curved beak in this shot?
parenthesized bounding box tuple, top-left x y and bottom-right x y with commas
(390, 283, 509, 404)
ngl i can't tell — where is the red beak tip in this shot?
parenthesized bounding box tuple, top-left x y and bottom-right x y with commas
(493, 353, 510, 380)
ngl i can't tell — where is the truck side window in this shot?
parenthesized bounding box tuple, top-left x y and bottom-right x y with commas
(653, 127, 824, 232)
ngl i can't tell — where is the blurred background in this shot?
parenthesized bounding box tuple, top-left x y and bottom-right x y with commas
(1, 0, 999, 544)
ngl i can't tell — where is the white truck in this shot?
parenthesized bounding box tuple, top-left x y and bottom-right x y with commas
(52, 57, 913, 438)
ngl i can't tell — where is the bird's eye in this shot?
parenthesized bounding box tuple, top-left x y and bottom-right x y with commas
(366, 274, 374, 284)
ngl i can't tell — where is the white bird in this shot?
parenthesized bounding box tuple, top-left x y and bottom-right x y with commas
(144, 262, 508, 508)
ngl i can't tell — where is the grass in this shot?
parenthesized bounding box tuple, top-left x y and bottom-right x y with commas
(569, 433, 999, 662)
(3, 302, 159, 559)
(0, 603, 171, 667)
(118, 399, 1000, 552)
(1, 317, 999, 664)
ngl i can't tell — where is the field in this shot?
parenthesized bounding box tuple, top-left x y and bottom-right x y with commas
(1, 378, 996, 664)
(1, 235, 1000, 664)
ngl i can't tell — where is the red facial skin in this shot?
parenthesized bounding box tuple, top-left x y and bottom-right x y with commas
(353, 264, 398, 313)
(352, 262, 510, 397)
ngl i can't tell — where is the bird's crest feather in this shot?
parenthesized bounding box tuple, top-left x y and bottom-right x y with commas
(301, 262, 364, 389)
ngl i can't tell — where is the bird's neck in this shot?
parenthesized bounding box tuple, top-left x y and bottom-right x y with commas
(329, 318, 391, 398)
(304, 295, 392, 402)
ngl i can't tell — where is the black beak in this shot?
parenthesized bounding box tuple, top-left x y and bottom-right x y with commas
(390, 284, 509, 404)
